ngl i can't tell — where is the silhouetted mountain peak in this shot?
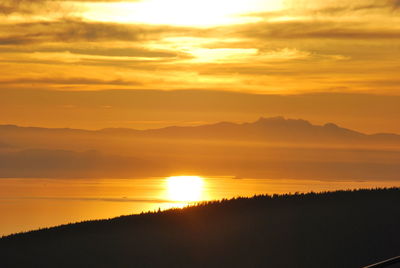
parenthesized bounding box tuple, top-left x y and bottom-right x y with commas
(0, 124, 19, 130)
(256, 116, 285, 123)
(323, 123, 339, 129)
(254, 116, 312, 126)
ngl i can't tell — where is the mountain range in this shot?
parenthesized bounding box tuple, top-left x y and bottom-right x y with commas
(1, 116, 399, 180)
(1, 116, 400, 146)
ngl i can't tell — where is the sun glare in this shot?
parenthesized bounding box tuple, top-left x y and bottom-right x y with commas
(78, 0, 284, 27)
(166, 176, 205, 202)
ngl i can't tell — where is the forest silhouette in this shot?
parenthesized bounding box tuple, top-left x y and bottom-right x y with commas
(1, 188, 399, 267)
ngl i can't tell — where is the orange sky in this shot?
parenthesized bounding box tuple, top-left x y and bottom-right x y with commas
(0, 0, 399, 131)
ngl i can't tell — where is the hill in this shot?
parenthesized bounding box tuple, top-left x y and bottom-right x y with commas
(1, 188, 399, 267)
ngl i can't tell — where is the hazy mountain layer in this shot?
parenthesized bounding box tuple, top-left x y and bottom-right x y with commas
(1, 117, 399, 180)
(2, 116, 400, 145)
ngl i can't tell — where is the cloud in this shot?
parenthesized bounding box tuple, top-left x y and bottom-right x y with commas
(0, 46, 181, 58)
(244, 0, 399, 21)
(0, 77, 142, 86)
(0, 0, 141, 15)
(392, 0, 400, 8)
(0, 0, 398, 95)
(304, 1, 400, 15)
(0, 0, 62, 15)
(63, 47, 179, 58)
(282, 0, 400, 12)
(235, 21, 400, 40)
(0, 36, 33, 45)
(0, 19, 198, 45)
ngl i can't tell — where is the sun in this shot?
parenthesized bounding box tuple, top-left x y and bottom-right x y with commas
(166, 176, 205, 202)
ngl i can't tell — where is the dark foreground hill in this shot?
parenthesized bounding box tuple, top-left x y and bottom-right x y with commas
(1, 188, 400, 268)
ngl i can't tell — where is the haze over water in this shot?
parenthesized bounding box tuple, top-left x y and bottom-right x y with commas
(1, 176, 400, 237)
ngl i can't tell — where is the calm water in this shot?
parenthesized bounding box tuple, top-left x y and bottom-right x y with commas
(1, 177, 399, 237)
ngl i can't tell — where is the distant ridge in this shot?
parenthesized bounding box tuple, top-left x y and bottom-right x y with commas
(1, 116, 399, 145)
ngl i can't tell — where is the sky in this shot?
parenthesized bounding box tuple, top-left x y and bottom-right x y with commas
(1, 0, 399, 131)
